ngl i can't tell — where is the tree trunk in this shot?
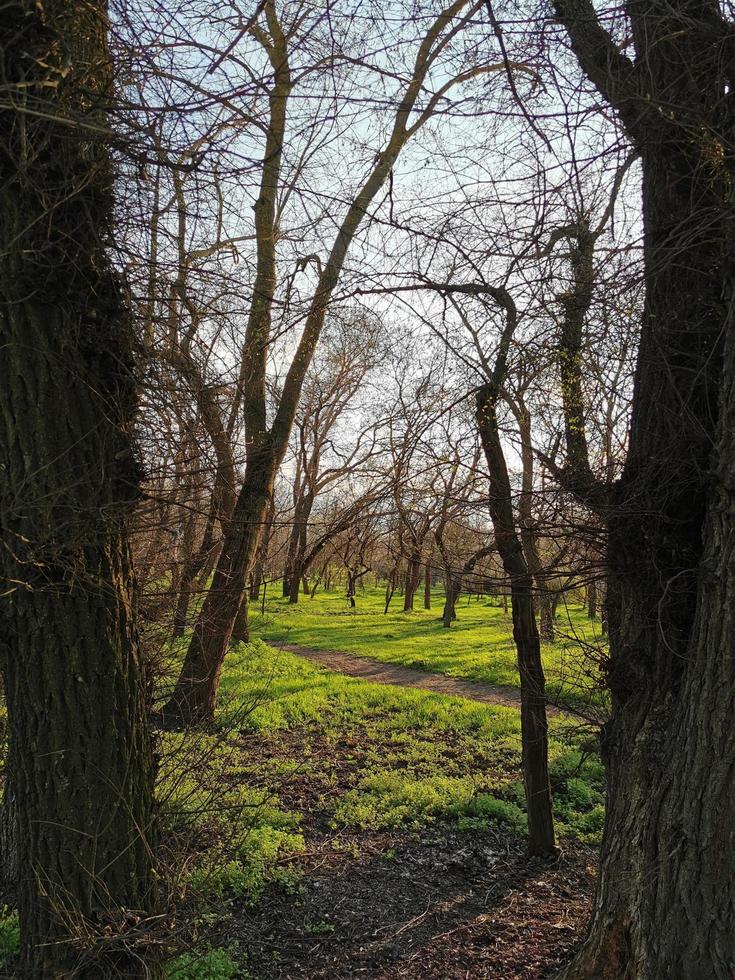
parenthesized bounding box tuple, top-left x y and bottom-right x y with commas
(587, 581, 597, 620)
(0, 779, 18, 891)
(601, 591, 608, 637)
(288, 565, 300, 604)
(161, 456, 275, 724)
(250, 500, 274, 601)
(403, 554, 421, 611)
(172, 573, 193, 638)
(508, 576, 557, 855)
(442, 574, 461, 628)
(282, 524, 298, 598)
(346, 573, 357, 608)
(476, 387, 556, 858)
(0, 4, 160, 972)
(424, 562, 431, 609)
(231, 593, 249, 645)
(403, 566, 414, 611)
(553, 5, 733, 972)
(539, 594, 555, 643)
(173, 513, 216, 639)
(559, 228, 735, 980)
(562, 327, 735, 976)
(384, 568, 397, 614)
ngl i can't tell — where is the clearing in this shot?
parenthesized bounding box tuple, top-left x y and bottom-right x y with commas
(151, 588, 604, 978)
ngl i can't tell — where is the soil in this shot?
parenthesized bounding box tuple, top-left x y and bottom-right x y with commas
(230, 722, 595, 980)
(236, 825, 594, 979)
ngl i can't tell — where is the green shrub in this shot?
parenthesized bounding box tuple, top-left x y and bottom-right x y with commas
(550, 750, 606, 843)
(167, 946, 244, 979)
(188, 827, 304, 904)
(454, 794, 527, 834)
(0, 907, 20, 969)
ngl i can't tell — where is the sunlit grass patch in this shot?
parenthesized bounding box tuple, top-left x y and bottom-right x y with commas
(208, 641, 604, 846)
(252, 585, 607, 711)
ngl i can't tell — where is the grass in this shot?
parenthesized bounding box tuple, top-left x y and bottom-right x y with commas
(0, 590, 605, 977)
(214, 641, 604, 844)
(167, 947, 245, 979)
(0, 907, 19, 970)
(251, 584, 607, 711)
(154, 635, 602, 965)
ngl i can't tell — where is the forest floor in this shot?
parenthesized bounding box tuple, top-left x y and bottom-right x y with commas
(154, 609, 603, 980)
(0, 589, 603, 978)
(234, 777, 595, 980)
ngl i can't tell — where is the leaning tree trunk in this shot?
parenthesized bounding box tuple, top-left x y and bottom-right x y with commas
(161, 455, 275, 724)
(173, 510, 217, 638)
(0, 3, 160, 974)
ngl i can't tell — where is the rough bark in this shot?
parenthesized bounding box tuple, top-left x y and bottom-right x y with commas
(0, 2, 160, 973)
(553, 1, 734, 974)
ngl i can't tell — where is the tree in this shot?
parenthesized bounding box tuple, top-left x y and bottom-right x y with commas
(282, 311, 382, 602)
(430, 428, 493, 627)
(163, 0, 502, 724)
(474, 287, 557, 858)
(548, 2, 735, 975)
(0, 1, 160, 974)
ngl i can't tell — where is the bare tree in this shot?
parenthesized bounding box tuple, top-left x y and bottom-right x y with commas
(163, 0, 504, 723)
(548, 2, 735, 974)
(282, 310, 382, 602)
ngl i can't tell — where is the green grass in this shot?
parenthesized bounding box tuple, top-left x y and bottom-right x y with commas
(212, 641, 604, 844)
(251, 584, 607, 711)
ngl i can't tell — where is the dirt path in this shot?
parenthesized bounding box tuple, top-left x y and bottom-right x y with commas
(268, 641, 541, 713)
